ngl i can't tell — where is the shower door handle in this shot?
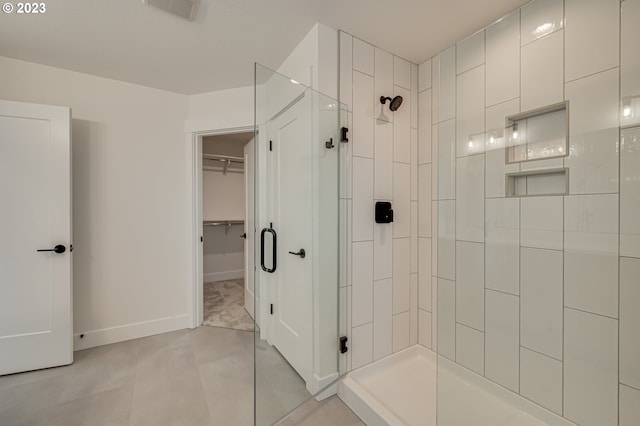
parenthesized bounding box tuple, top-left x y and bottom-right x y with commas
(260, 227, 277, 273)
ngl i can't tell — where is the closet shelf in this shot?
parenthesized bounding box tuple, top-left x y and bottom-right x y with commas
(203, 220, 244, 227)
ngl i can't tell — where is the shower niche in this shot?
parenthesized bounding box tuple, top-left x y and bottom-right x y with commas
(504, 101, 570, 197)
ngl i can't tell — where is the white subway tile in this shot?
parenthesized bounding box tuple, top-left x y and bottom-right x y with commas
(410, 201, 418, 273)
(564, 194, 619, 318)
(410, 273, 419, 345)
(565, 68, 620, 195)
(521, 247, 563, 360)
(339, 199, 348, 287)
(437, 278, 456, 360)
(393, 86, 411, 164)
(486, 10, 520, 106)
(373, 278, 393, 360)
(456, 66, 485, 157)
(339, 32, 353, 111)
(431, 276, 438, 351)
(455, 241, 484, 331)
(431, 124, 439, 199)
(351, 323, 373, 369)
(457, 30, 485, 74)
(521, 30, 563, 111)
(352, 156, 373, 241)
(437, 200, 456, 281)
(485, 152, 518, 199)
(339, 111, 353, 199)
(520, 348, 563, 414)
(622, 0, 640, 129)
(565, 0, 619, 82)
(419, 59, 432, 92)
(485, 290, 520, 392)
(393, 238, 410, 314)
(564, 308, 619, 426)
(411, 63, 419, 129)
(431, 201, 438, 277)
(485, 98, 520, 148)
(485, 198, 520, 295)
(621, 127, 640, 257)
(394, 56, 411, 90)
(418, 89, 433, 164)
(431, 56, 440, 124)
(352, 241, 373, 326)
(419, 310, 432, 348)
(439, 46, 456, 122)
(353, 38, 374, 76)
(418, 164, 432, 238)
(375, 48, 394, 124)
(374, 222, 393, 280)
(392, 311, 411, 352)
(520, 0, 564, 46)
(411, 128, 418, 201)
(456, 155, 484, 243)
(352, 71, 374, 158)
(438, 119, 456, 200)
(456, 324, 484, 375)
(620, 257, 640, 390)
(620, 384, 640, 426)
(374, 119, 393, 200)
(521, 196, 563, 250)
(346, 286, 352, 371)
(393, 163, 411, 238)
(418, 237, 432, 311)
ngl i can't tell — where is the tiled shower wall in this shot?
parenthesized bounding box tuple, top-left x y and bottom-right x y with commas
(422, 0, 640, 425)
(338, 32, 429, 371)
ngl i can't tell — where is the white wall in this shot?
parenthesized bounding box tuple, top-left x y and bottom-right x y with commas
(278, 23, 338, 100)
(185, 86, 253, 133)
(338, 32, 421, 371)
(0, 56, 190, 350)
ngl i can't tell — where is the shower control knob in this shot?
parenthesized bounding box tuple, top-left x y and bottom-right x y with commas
(288, 249, 306, 259)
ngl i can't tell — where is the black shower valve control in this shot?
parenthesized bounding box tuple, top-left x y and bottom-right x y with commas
(375, 201, 394, 224)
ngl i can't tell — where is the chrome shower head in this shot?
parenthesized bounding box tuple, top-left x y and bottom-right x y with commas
(380, 95, 403, 111)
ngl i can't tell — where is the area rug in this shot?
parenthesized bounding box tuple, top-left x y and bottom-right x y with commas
(203, 279, 254, 332)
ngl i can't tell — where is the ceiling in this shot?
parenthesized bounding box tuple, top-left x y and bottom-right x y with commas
(0, 0, 531, 95)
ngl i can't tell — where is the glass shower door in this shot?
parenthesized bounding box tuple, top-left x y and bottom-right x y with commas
(253, 64, 345, 426)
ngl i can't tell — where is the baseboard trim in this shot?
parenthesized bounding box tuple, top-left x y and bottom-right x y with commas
(73, 314, 190, 351)
(203, 270, 244, 283)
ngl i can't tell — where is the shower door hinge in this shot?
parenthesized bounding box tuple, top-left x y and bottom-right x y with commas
(269, 140, 273, 151)
(270, 304, 273, 315)
(340, 336, 348, 354)
(341, 127, 349, 143)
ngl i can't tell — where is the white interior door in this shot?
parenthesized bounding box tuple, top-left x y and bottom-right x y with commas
(268, 94, 313, 385)
(0, 99, 73, 376)
(244, 138, 255, 319)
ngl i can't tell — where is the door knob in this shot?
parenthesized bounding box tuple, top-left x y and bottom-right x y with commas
(288, 249, 306, 259)
(37, 245, 66, 254)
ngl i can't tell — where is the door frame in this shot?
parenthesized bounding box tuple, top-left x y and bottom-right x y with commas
(188, 126, 254, 329)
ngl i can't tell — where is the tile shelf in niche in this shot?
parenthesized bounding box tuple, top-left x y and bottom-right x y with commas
(505, 101, 569, 164)
(506, 168, 568, 198)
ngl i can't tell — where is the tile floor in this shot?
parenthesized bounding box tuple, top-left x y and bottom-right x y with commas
(0, 327, 362, 426)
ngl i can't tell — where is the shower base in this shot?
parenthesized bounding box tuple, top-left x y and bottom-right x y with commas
(338, 345, 577, 426)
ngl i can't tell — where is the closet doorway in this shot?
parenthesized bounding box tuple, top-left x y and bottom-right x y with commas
(199, 131, 255, 331)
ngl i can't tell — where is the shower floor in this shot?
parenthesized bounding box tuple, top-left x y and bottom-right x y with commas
(339, 346, 576, 426)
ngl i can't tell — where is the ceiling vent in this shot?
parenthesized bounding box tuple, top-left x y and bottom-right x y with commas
(143, 0, 199, 21)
